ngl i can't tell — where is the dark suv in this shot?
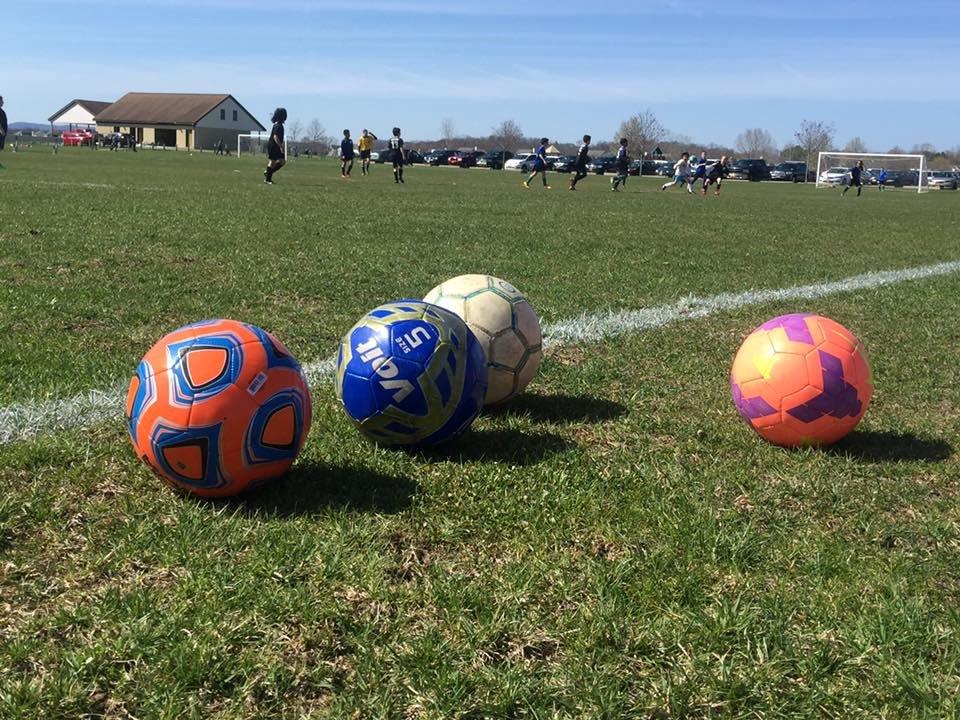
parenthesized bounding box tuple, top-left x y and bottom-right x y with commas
(476, 150, 514, 169)
(422, 149, 458, 166)
(728, 158, 772, 181)
(770, 161, 807, 182)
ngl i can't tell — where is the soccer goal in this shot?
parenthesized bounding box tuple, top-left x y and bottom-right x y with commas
(816, 152, 927, 193)
(237, 132, 286, 160)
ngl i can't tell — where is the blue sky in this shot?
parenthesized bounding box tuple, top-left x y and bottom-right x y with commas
(5, 0, 959, 151)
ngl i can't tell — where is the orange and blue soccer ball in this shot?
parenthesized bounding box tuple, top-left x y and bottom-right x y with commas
(336, 300, 487, 446)
(730, 313, 872, 447)
(126, 319, 312, 497)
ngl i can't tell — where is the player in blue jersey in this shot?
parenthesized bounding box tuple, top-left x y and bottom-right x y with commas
(523, 138, 551, 190)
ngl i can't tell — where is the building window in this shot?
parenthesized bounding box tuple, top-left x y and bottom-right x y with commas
(220, 108, 225, 120)
(232, 110, 238, 122)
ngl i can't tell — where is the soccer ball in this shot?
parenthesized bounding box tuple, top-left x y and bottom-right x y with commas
(126, 319, 312, 497)
(336, 299, 487, 446)
(730, 313, 872, 447)
(423, 274, 542, 405)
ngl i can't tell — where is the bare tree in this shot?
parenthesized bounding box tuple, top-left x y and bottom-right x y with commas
(288, 119, 303, 143)
(911, 143, 938, 159)
(307, 119, 332, 147)
(440, 117, 456, 144)
(616, 109, 665, 156)
(794, 119, 835, 168)
(490, 119, 524, 151)
(888, 145, 906, 155)
(780, 144, 806, 161)
(843, 136, 867, 153)
(735, 127, 777, 159)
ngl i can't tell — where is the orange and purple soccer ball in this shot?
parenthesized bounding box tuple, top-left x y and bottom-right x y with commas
(126, 319, 312, 497)
(730, 313, 872, 447)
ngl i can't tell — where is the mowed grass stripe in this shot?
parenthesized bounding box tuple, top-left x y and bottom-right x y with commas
(2, 258, 958, 445)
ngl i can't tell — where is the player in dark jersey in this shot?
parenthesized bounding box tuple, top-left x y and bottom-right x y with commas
(701, 155, 728, 196)
(340, 129, 355, 178)
(0, 96, 7, 152)
(523, 138, 551, 190)
(842, 160, 864, 196)
(611, 138, 630, 191)
(264, 107, 287, 184)
(389, 127, 405, 184)
(569, 134, 591, 190)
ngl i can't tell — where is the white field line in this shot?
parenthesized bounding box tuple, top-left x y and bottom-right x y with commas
(2, 260, 959, 446)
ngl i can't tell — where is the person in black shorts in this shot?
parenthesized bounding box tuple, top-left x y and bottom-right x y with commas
(611, 138, 630, 191)
(358, 129, 377, 175)
(264, 107, 287, 184)
(0, 96, 7, 152)
(702, 156, 728, 196)
(389, 127, 405, 184)
(842, 160, 864, 197)
(340, 129, 355, 178)
(568, 134, 591, 190)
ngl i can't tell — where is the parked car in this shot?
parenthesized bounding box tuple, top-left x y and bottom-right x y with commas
(476, 150, 514, 169)
(653, 160, 673, 176)
(928, 170, 958, 190)
(549, 155, 578, 173)
(818, 167, 850, 185)
(455, 150, 486, 168)
(504, 153, 538, 171)
(770, 161, 807, 182)
(585, 156, 618, 175)
(728, 158, 772, 181)
(422, 149, 457, 166)
(61, 129, 94, 146)
(405, 149, 423, 164)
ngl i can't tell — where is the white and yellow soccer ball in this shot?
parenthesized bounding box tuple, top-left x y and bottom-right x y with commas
(424, 274, 542, 405)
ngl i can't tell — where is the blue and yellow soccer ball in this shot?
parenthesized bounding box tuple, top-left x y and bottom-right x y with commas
(336, 300, 488, 446)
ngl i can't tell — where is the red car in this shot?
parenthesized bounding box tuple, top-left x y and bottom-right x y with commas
(447, 151, 464, 166)
(62, 129, 94, 146)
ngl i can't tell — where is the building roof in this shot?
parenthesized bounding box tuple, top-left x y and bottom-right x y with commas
(93, 92, 265, 130)
(48, 99, 114, 123)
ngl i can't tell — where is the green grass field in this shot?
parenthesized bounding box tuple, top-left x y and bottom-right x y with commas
(1, 147, 959, 718)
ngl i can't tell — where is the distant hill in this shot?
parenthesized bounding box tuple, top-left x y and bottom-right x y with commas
(9, 122, 49, 132)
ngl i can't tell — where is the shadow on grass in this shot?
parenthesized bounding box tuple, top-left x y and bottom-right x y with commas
(238, 462, 416, 516)
(486, 393, 628, 424)
(829, 430, 953, 463)
(417, 427, 574, 465)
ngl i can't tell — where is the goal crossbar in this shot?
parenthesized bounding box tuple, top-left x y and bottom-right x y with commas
(816, 151, 927, 193)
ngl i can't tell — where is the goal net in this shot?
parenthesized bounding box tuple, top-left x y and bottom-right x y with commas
(237, 132, 286, 160)
(816, 152, 927, 193)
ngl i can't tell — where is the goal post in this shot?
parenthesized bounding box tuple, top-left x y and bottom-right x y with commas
(816, 152, 927, 193)
(237, 132, 287, 160)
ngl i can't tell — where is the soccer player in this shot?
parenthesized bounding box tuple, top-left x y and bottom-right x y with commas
(340, 129, 355, 178)
(264, 107, 287, 185)
(842, 160, 864, 197)
(702, 156, 728, 195)
(357, 129, 377, 175)
(523, 137, 551, 190)
(661, 152, 692, 192)
(690, 151, 708, 189)
(877, 167, 887, 192)
(611, 138, 630, 191)
(568, 133, 591, 190)
(389, 127, 405, 184)
(0, 96, 8, 152)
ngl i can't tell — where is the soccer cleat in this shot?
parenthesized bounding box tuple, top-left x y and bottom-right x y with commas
(544, 186, 551, 190)
(522, 181, 530, 189)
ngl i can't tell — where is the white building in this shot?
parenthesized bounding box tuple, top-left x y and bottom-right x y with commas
(48, 99, 114, 130)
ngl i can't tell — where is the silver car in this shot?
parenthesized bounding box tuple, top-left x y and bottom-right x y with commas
(927, 170, 958, 190)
